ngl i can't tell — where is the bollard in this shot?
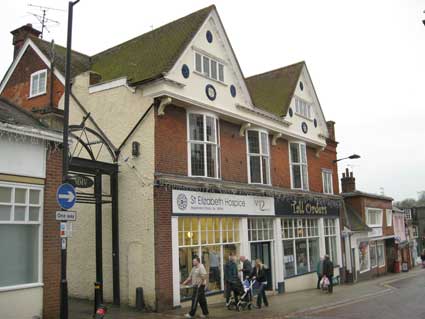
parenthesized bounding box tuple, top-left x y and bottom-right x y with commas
(136, 287, 145, 310)
(277, 281, 285, 294)
(94, 282, 102, 316)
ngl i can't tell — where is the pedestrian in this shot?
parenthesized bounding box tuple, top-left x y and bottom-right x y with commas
(322, 254, 334, 293)
(239, 256, 252, 280)
(181, 257, 209, 318)
(224, 253, 240, 306)
(316, 257, 324, 289)
(251, 258, 269, 308)
(421, 249, 425, 268)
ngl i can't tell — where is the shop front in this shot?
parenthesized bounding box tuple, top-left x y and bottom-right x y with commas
(275, 195, 343, 292)
(171, 189, 276, 306)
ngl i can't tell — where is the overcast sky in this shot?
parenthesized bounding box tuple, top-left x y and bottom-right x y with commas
(1, 0, 424, 201)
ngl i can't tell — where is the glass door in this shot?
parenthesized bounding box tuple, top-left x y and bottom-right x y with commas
(250, 242, 272, 290)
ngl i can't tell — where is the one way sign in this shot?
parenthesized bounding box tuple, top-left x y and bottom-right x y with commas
(56, 183, 76, 210)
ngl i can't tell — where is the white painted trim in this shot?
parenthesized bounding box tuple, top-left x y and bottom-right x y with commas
(288, 141, 309, 191)
(29, 69, 47, 98)
(0, 38, 65, 95)
(386, 209, 393, 227)
(88, 77, 135, 94)
(321, 169, 333, 195)
(245, 129, 271, 185)
(0, 122, 63, 143)
(365, 207, 384, 228)
(0, 283, 44, 292)
(358, 243, 371, 274)
(192, 45, 228, 66)
(171, 217, 180, 307)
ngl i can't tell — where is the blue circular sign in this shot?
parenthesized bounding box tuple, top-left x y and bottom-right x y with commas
(181, 64, 190, 79)
(205, 84, 216, 101)
(56, 183, 76, 210)
(206, 30, 213, 43)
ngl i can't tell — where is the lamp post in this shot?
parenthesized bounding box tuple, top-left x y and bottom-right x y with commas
(61, 1, 80, 319)
(333, 154, 360, 163)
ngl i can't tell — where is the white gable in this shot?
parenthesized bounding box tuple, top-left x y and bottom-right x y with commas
(285, 65, 329, 142)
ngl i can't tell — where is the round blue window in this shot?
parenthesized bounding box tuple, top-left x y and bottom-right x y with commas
(206, 30, 213, 43)
(181, 64, 190, 79)
(301, 122, 308, 134)
(314, 118, 318, 128)
(230, 85, 236, 98)
(205, 84, 216, 101)
(288, 107, 293, 117)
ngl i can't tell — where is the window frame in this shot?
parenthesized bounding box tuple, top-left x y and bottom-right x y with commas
(193, 51, 225, 84)
(289, 142, 309, 191)
(386, 209, 393, 227)
(186, 111, 221, 179)
(0, 182, 43, 291)
(359, 242, 370, 273)
(246, 129, 271, 185)
(366, 208, 383, 228)
(322, 169, 333, 194)
(29, 69, 47, 98)
(377, 242, 385, 267)
(294, 96, 312, 119)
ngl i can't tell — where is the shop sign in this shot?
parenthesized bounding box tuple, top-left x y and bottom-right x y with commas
(275, 196, 341, 217)
(172, 190, 275, 216)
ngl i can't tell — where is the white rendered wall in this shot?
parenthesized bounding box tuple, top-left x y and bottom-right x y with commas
(0, 287, 43, 319)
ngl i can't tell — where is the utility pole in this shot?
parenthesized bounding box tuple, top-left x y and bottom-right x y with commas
(61, 2, 80, 318)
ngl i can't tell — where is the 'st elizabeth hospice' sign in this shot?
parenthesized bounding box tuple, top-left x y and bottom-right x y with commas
(172, 190, 275, 216)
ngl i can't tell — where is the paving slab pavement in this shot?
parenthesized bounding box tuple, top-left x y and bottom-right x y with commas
(69, 267, 425, 319)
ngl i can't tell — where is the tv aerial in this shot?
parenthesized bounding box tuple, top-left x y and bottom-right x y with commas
(27, 3, 65, 39)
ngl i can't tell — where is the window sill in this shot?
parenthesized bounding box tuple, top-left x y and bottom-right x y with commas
(193, 71, 227, 87)
(28, 92, 46, 100)
(0, 282, 43, 292)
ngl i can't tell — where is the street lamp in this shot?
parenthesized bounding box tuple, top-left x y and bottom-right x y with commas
(333, 154, 360, 163)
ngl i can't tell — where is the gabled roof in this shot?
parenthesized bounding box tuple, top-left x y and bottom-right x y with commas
(342, 190, 393, 202)
(31, 36, 91, 78)
(90, 5, 215, 84)
(245, 61, 304, 117)
(0, 97, 45, 128)
(344, 203, 371, 232)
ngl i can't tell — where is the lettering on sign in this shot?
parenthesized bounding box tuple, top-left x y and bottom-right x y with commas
(56, 211, 77, 221)
(172, 190, 275, 216)
(275, 196, 341, 217)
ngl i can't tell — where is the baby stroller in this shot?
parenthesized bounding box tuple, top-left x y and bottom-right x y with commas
(320, 275, 330, 292)
(237, 279, 256, 311)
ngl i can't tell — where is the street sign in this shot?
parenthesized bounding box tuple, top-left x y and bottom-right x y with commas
(56, 211, 77, 221)
(61, 238, 67, 250)
(66, 174, 94, 189)
(60, 222, 67, 238)
(56, 183, 76, 210)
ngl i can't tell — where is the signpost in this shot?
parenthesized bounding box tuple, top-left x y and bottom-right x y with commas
(56, 211, 77, 221)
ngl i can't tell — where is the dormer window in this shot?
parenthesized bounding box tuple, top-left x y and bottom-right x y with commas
(29, 69, 47, 98)
(294, 96, 311, 119)
(195, 52, 224, 82)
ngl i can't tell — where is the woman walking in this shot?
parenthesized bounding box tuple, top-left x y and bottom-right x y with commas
(251, 258, 269, 308)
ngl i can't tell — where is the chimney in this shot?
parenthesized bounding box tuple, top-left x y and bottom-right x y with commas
(341, 168, 356, 193)
(326, 121, 336, 141)
(11, 24, 41, 59)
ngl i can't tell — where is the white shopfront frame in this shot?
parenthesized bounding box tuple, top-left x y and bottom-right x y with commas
(0, 181, 44, 292)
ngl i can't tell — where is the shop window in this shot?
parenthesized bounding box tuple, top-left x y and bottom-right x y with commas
(247, 130, 270, 185)
(178, 217, 240, 299)
(0, 184, 42, 288)
(322, 170, 333, 194)
(281, 218, 319, 278)
(377, 243, 385, 267)
(366, 208, 383, 227)
(289, 142, 309, 190)
(370, 244, 377, 268)
(188, 112, 220, 178)
(359, 241, 370, 273)
(324, 219, 338, 263)
(248, 218, 274, 242)
(29, 69, 47, 98)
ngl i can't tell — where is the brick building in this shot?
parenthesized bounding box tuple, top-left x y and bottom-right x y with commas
(1, 5, 346, 311)
(0, 97, 62, 319)
(340, 169, 395, 282)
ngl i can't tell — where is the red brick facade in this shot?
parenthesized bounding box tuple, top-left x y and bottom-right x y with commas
(153, 103, 339, 309)
(1, 46, 64, 112)
(43, 147, 63, 319)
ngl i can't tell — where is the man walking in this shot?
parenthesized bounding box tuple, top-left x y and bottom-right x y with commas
(239, 256, 252, 280)
(182, 257, 209, 318)
(224, 253, 240, 306)
(322, 254, 334, 293)
(316, 257, 324, 289)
